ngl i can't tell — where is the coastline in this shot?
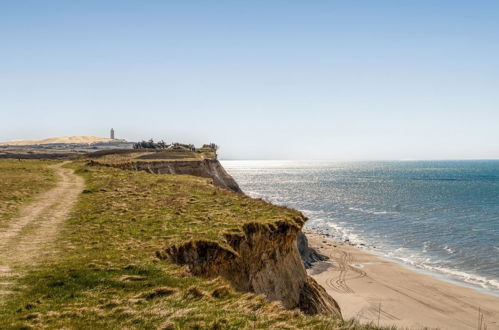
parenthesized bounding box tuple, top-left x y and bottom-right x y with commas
(304, 229, 499, 330)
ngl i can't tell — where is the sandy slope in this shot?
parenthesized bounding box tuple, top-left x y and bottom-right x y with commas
(305, 230, 499, 330)
(0, 136, 121, 146)
(0, 163, 84, 300)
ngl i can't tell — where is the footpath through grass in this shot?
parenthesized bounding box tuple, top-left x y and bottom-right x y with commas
(0, 161, 390, 329)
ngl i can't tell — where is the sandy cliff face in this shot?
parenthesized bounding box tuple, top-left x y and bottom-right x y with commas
(89, 159, 242, 193)
(159, 217, 341, 316)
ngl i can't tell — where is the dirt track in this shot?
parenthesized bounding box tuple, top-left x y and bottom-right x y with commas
(0, 163, 83, 300)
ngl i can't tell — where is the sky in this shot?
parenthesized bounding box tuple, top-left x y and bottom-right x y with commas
(1, 1, 499, 160)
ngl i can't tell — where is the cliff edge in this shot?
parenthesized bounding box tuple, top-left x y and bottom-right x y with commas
(159, 217, 341, 316)
(87, 153, 340, 317)
(89, 158, 242, 193)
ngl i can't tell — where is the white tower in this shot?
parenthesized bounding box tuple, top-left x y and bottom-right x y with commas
(110, 128, 115, 140)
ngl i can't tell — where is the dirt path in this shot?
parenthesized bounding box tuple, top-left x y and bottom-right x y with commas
(0, 163, 84, 299)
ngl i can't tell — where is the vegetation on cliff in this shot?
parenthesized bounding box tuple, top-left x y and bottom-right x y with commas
(0, 160, 391, 329)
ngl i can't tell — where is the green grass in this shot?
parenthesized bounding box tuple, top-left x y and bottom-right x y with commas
(0, 159, 56, 227)
(0, 161, 391, 329)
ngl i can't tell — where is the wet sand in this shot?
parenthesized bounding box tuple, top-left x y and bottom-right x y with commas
(305, 230, 499, 330)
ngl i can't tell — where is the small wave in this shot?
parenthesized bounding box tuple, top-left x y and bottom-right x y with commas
(426, 265, 499, 292)
(326, 222, 365, 245)
(243, 190, 265, 198)
(384, 251, 499, 293)
(443, 245, 455, 254)
(306, 218, 366, 246)
(348, 207, 394, 215)
(422, 242, 429, 253)
(390, 247, 408, 254)
(302, 209, 328, 217)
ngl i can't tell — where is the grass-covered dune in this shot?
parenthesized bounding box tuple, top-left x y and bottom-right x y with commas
(0, 160, 390, 329)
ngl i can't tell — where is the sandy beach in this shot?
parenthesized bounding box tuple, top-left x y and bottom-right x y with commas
(305, 230, 499, 330)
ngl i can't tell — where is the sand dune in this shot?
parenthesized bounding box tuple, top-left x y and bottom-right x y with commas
(0, 136, 122, 146)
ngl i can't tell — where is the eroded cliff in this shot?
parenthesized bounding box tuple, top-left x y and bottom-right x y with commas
(158, 217, 341, 316)
(88, 156, 340, 317)
(88, 159, 242, 193)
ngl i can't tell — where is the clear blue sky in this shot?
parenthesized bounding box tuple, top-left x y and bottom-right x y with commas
(1, 1, 498, 160)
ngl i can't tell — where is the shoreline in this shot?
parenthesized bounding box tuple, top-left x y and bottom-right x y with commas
(304, 229, 499, 330)
(305, 226, 499, 299)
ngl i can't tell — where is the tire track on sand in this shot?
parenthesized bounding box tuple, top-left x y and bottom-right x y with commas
(325, 250, 367, 294)
(0, 163, 83, 301)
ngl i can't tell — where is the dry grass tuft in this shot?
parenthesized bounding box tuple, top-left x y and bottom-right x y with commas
(118, 275, 147, 282)
(211, 286, 231, 299)
(158, 320, 175, 330)
(210, 318, 229, 329)
(184, 286, 205, 300)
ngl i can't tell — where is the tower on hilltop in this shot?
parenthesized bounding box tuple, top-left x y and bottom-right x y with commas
(110, 128, 115, 140)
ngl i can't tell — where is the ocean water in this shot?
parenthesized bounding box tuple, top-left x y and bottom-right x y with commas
(222, 160, 499, 295)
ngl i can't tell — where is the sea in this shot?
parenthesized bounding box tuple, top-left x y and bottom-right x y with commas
(222, 160, 499, 296)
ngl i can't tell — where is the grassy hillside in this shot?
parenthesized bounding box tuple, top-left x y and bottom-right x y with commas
(0, 161, 389, 329)
(0, 160, 56, 227)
